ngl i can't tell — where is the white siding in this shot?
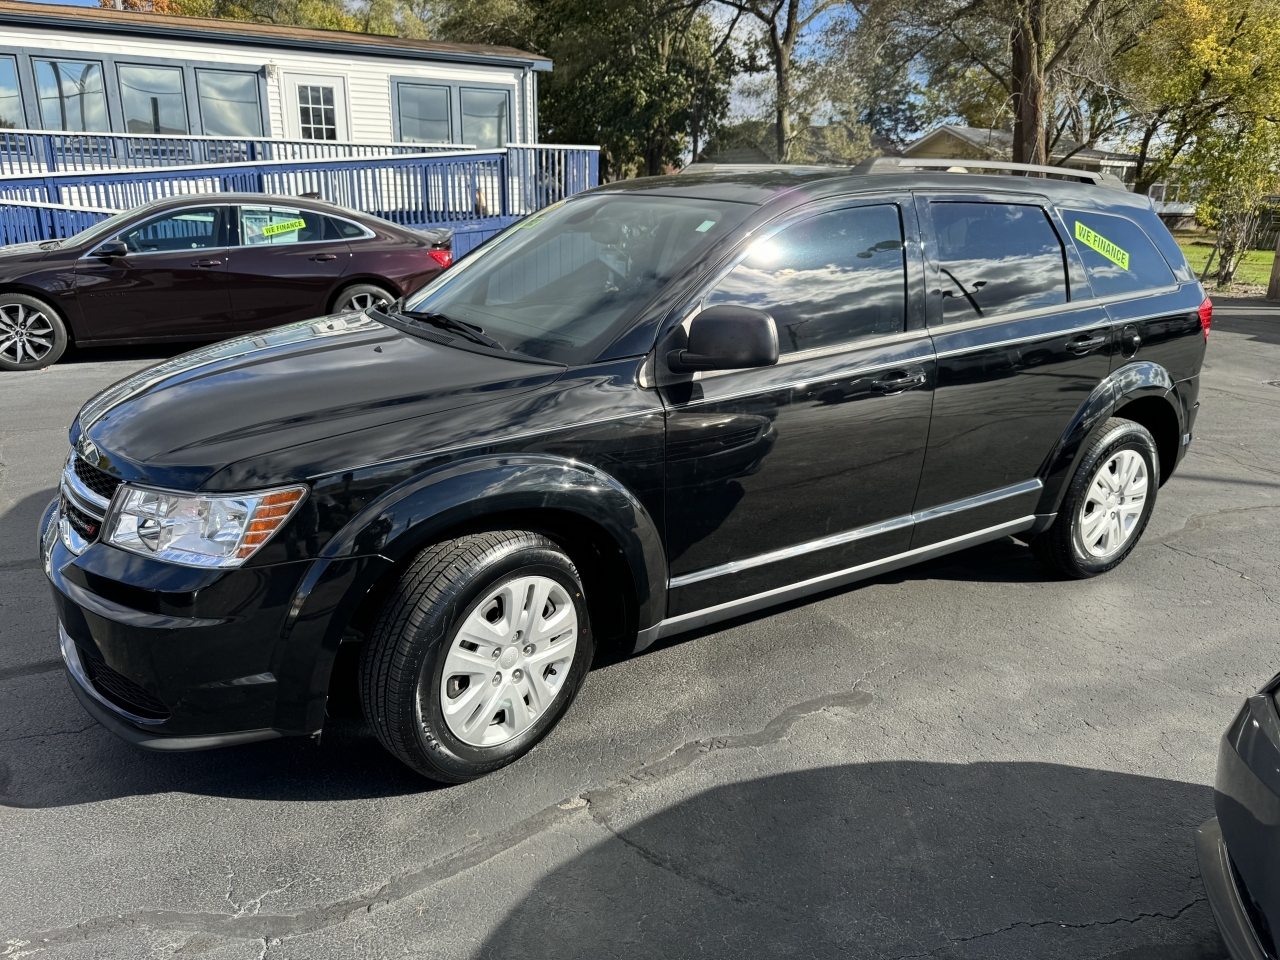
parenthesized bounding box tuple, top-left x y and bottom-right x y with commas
(1, 24, 533, 143)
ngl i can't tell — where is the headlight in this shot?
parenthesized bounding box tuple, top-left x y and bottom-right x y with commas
(104, 484, 307, 568)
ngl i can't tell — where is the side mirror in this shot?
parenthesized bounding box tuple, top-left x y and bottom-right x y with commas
(667, 305, 779, 373)
(93, 240, 128, 259)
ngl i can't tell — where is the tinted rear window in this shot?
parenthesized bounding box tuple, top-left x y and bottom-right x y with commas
(930, 202, 1067, 322)
(1064, 209, 1178, 298)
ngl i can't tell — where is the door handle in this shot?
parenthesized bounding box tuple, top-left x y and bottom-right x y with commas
(871, 371, 927, 393)
(190, 259, 221, 268)
(308, 253, 338, 261)
(1067, 334, 1107, 354)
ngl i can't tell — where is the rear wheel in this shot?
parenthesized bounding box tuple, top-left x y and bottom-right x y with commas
(359, 531, 593, 783)
(332, 283, 395, 314)
(0, 293, 67, 371)
(1031, 417, 1159, 578)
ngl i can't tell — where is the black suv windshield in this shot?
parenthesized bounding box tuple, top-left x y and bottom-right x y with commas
(402, 193, 753, 364)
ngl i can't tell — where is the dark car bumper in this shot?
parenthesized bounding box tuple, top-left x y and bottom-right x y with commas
(40, 497, 380, 750)
(1200, 692, 1280, 960)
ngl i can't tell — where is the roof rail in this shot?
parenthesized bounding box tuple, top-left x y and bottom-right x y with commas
(852, 156, 1128, 189)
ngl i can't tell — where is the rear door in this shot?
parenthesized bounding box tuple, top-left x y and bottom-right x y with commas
(226, 204, 351, 330)
(910, 193, 1113, 547)
(660, 197, 936, 618)
(75, 205, 234, 342)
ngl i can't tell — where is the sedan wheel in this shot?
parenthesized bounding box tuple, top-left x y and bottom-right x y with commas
(334, 284, 395, 314)
(0, 294, 68, 371)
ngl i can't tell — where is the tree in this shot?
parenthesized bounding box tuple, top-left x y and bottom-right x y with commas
(1118, 0, 1280, 191)
(714, 0, 847, 161)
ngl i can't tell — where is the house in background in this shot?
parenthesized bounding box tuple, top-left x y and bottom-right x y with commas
(902, 125, 1138, 185)
(0, 0, 550, 146)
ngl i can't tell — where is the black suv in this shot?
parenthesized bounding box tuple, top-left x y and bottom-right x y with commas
(42, 159, 1209, 782)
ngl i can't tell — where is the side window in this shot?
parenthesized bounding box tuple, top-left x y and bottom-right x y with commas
(1063, 209, 1177, 298)
(239, 206, 327, 245)
(325, 216, 368, 240)
(117, 207, 221, 253)
(930, 202, 1066, 322)
(705, 204, 906, 354)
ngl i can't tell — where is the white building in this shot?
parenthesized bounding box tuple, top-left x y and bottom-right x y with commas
(0, 0, 550, 147)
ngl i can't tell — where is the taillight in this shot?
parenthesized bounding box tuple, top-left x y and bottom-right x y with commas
(1198, 297, 1212, 340)
(428, 249, 452, 268)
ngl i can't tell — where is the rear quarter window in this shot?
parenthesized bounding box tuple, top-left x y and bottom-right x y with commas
(1063, 209, 1178, 299)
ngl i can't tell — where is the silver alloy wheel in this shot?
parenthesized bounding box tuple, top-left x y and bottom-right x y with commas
(339, 290, 391, 312)
(437, 575, 579, 747)
(0, 302, 55, 365)
(1078, 448, 1148, 558)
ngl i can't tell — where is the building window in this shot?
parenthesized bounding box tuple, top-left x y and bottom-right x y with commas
(195, 70, 263, 138)
(118, 64, 188, 135)
(397, 83, 450, 144)
(0, 56, 23, 130)
(460, 88, 510, 149)
(298, 85, 336, 141)
(34, 59, 109, 133)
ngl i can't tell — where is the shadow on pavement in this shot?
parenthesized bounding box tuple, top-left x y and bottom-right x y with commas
(60, 341, 204, 365)
(480, 761, 1226, 960)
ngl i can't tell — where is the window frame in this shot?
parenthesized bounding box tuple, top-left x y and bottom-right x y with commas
(662, 194, 927, 369)
(0, 43, 271, 137)
(0, 53, 29, 129)
(116, 62, 190, 136)
(914, 190, 1091, 330)
(459, 86, 512, 150)
(32, 56, 111, 134)
(388, 76, 519, 147)
(84, 202, 232, 259)
(390, 79, 453, 145)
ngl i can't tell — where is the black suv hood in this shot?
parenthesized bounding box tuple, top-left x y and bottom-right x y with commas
(76, 314, 563, 490)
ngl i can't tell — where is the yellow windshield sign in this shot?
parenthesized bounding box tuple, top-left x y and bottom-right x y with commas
(1075, 221, 1129, 270)
(263, 218, 306, 237)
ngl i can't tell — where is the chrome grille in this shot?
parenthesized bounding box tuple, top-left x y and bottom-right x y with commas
(59, 452, 116, 554)
(72, 456, 122, 501)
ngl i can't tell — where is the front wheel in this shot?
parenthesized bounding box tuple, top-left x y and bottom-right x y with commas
(359, 531, 593, 783)
(1030, 417, 1159, 579)
(0, 293, 67, 371)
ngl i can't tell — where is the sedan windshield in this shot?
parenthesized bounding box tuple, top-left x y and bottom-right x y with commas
(401, 193, 753, 364)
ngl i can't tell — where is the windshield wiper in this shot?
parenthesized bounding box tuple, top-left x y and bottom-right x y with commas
(393, 308, 505, 350)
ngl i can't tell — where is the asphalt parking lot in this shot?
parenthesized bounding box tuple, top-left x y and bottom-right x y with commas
(2, 302, 1278, 960)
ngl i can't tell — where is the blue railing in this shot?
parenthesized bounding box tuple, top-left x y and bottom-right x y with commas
(0, 145, 600, 255)
(0, 128, 464, 173)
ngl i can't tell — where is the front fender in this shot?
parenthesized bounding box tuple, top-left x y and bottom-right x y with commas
(323, 453, 668, 630)
(1035, 361, 1176, 516)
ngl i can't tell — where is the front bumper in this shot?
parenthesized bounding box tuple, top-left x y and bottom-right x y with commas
(40, 497, 376, 750)
(1202, 692, 1280, 959)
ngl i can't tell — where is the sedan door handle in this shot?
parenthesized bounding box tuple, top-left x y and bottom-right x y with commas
(190, 259, 222, 268)
(1067, 334, 1108, 354)
(871, 371, 927, 394)
(308, 253, 338, 261)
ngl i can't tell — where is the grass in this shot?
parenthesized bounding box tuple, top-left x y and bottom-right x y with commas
(1176, 233, 1276, 288)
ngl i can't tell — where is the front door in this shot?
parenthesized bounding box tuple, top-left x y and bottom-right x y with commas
(226, 204, 350, 330)
(910, 194, 1113, 547)
(74, 205, 234, 342)
(660, 198, 935, 619)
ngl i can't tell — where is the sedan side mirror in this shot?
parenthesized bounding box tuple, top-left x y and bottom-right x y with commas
(93, 240, 128, 259)
(667, 305, 779, 373)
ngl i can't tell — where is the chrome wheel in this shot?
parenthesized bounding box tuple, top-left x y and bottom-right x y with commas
(0, 302, 55, 366)
(1078, 448, 1148, 559)
(435, 575, 579, 748)
(337, 289, 391, 313)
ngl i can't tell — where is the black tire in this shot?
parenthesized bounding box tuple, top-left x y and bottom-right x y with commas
(0, 292, 68, 371)
(1030, 417, 1159, 579)
(359, 531, 594, 783)
(331, 282, 396, 314)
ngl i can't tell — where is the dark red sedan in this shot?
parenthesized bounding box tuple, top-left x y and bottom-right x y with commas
(0, 194, 451, 370)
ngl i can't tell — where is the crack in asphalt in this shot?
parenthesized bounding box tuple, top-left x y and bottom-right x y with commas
(1161, 543, 1279, 605)
(887, 896, 1208, 959)
(8, 686, 875, 951)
